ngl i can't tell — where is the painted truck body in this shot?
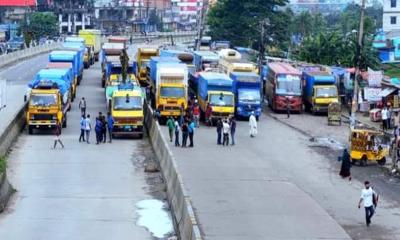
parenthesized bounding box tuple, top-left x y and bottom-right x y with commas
(231, 72, 262, 118)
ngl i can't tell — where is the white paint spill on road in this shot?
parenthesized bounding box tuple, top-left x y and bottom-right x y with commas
(309, 137, 344, 150)
(135, 199, 174, 238)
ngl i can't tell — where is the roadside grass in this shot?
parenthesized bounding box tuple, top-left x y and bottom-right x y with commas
(0, 156, 6, 175)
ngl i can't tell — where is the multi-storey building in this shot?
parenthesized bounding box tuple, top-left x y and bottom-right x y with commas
(383, 0, 400, 32)
(53, 0, 94, 34)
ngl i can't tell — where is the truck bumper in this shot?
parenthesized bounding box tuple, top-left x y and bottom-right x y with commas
(313, 104, 329, 113)
(113, 125, 143, 135)
(236, 106, 262, 117)
(211, 112, 234, 119)
(28, 121, 57, 129)
(160, 110, 181, 118)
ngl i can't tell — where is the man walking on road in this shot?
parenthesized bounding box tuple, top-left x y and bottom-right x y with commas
(85, 114, 92, 144)
(230, 117, 236, 145)
(216, 118, 223, 145)
(166, 117, 175, 142)
(79, 97, 87, 116)
(53, 121, 64, 149)
(193, 101, 200, 128)
(79, 115, 86, 142)
(188, 120, 195, 147)
(249, 112, 258, 137)
(107, 112, 114, 143)
(286, 97, 291, 118)
(181, 121, 189, 148)
(382, 106, 388, 131)
(358, 181, 377, 226)
(222, 119, 230, 146)
(174, 119, 180, 147)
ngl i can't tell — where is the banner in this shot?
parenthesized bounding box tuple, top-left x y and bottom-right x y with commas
(368, 68, 383, 87)
(364, 87, 381, 102)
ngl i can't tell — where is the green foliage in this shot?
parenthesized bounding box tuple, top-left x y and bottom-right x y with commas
(383, 64, 400, 78)
(21, 12, 58, 42)
(207, 0, 290, 50)
(0, 156, 6, 175)
(295, 31, 380, 70)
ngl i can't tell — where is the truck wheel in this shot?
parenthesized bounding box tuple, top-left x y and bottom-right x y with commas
(360, 156, 367, 167)
(377, 157, 386, 166)
(62, 116, 67, 128)
(102, 79, 105, 88)
(351, 159, 356, 165)
(28, 126, 33, 135)
(138, 133, 143, 139)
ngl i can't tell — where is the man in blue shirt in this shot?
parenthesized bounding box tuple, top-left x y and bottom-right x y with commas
(188, 120, 195, 147)
(107, 112, 114, 143)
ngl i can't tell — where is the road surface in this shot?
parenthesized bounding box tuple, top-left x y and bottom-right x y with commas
(0, 55, 172, 239)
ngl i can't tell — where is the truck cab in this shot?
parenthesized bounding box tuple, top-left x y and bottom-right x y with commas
(136, 47, 159, 85)
(231, 72, 262, 119)
(198, 72, 235, 124)
(302, 71, 339, 114)
(153, 63, 188, 119)
(111, 83, 144, 138)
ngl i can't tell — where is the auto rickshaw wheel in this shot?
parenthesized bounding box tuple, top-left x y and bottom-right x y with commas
(377, 157, 386, 166)
(351, 159, 357, 165)
(360, 156, 367, 167)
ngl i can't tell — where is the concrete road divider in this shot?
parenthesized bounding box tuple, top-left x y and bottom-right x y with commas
(144, 104, 203, 240)
(0, 172, 13, 213)
(0, 43, 61, 69)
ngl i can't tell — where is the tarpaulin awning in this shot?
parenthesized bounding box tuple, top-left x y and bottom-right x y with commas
(378, 88, 397, 97)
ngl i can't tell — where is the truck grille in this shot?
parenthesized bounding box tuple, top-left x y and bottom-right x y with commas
(164, 106, 181, 111)
(212, 112, 230, 117)
(33, 114, 54, 120)
(115, 117, 142, 124)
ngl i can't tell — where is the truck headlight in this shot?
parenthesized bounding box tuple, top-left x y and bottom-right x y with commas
(52, 115, 57, 120)
(237, 106, 243, 112)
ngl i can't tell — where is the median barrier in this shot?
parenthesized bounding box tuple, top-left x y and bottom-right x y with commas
(0, 172, 13, 213)
(144, 104, 203, 240)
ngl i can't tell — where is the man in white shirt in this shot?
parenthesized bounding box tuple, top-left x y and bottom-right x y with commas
(358, 181, 377, 226)
(222, 119, 230, 146)
(84, 114, 91, 144)
(381, 107, 388, 131)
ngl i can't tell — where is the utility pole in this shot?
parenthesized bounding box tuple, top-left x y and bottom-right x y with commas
(350, 0, 366, 127)
(196, 0, 208, 51)
(259, 18, 269, 99)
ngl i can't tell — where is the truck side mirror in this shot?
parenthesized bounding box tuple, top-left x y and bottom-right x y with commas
(24, 95, 27, 102)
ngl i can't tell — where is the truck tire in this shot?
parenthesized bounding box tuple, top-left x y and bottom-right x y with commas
(377, 157, 386, 166)
(28, 126, 33, 135)
(138, 133, 143, 139)
(360, 155, 367, 167)
(62, 116, 67, 128)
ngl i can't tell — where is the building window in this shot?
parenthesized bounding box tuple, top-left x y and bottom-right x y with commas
(391, 16, 397, 24)
(391, 0, 397, 8)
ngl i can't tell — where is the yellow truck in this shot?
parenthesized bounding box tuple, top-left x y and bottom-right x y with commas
(136, 47, 159, 85)
(219, 58, 257, 76)
(111, 83, 144, 138)
(150, 62, 188, 120)
(25, 70, 72, 134)
(197, 72, 235, 124)
(79, 29, 102, 62)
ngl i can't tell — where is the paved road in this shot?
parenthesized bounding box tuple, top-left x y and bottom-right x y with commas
(0, 56, 167, 239)
(162, 114, 400, 239)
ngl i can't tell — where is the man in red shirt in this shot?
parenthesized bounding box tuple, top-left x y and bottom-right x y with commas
(205, 103, 212, 127)
(193, 101, 200, 128)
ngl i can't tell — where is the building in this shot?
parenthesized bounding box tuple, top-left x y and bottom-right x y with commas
(53, 0, 94, 34)
(383, 0, 400, 32)
(0, 0, 36, 23)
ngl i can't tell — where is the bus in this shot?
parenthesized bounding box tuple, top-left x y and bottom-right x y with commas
(265, 62, 302, 112)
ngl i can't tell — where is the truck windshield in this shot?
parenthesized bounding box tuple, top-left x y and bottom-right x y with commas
(238, 90, 261, 103)
(160, 87, 185, 98)
(276, 75, 301, 96)
(316, 87, 337, 98)
(30, 94, 57, 107)
(210, 94, 234, 106)
(113, 96, 142, 110)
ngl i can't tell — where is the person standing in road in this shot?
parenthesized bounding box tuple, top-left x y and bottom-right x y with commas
(95, 117, 103, 144)
(79, 97, 87, 116)
(222, 119, 230, 146)
(393, 112, 399, 135)
(181, 121, 189, 148)
(286, 97, 291, 118)
(101, 115, 107, 143)
(193, 101, 200, 128)
(249, 112, 258, 137)
(188, 120, 195, 147)
(382, 107, 388, 131)
(107, 112, 114, 143)
(358, 181, 377, 227)
(53, 121, 64, 149)
(339, 149, 352, 182)
(230, 117, 236, 146)
(216, 118, 223, 145)
(85, 114, 91, 144)
(174, 119, 180, 147)
(79, 115, 86, 142)
(205, 103, 212, 127)
(166, 117, 175, 142)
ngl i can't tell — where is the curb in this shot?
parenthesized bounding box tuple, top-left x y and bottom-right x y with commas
(0, 172, 13, 213)
(144, 104, 203, 240)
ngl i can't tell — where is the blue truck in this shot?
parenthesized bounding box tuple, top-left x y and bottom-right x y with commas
(189, 51, 220, 97)
(230, 72, 262, 119)
(49, 50, 81, 88)
(302, 70, 339, 114)
(197, 72, 235, 123)
(62, 42, 85, 83)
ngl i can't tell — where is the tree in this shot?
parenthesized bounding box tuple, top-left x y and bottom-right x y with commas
(207, 0, 290, 51)
(21, 12, 58, 43)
